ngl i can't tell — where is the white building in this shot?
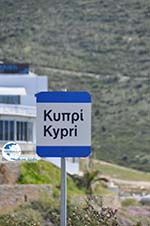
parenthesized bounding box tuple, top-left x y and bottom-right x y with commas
(0, 63, 79, 174)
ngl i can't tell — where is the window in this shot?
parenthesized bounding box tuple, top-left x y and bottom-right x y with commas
(0, 120, 33, 142)
(0, 120, 14, 141)
(0, 95, 20, 104)
(0, 121, 3, 140)
(16, 121, 33, 142)
(10, 121, 14, 140)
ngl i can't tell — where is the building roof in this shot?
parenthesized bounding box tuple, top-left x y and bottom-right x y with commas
(0, 87, 26, 96)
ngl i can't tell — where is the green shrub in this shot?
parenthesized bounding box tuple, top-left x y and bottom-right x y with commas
(0, 197, 144, 226)
(67, 197, 119, 226)
(0, 208, 43, 226)
(30, 196, 119, 226)
(18, 160, 84, 196)
(121, 198, 139, 207)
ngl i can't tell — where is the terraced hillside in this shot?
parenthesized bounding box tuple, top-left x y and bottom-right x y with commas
(1, 0, 150, 76)
(0, 0, 150, 171)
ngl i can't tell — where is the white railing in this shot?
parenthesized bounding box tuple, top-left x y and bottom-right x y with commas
(0, 104, 36, 117)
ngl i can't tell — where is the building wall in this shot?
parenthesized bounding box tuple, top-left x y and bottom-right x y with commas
(0, 71, 47, 152)
(0, 70, 80, 174)
(0, 73, 48, 106)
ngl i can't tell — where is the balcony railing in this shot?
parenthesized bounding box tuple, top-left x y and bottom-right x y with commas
(0, 104, 36, 117)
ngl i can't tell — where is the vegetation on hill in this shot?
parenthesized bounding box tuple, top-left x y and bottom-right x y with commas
(0, 0, 150, 171)
(1, 160, 150, 225)
(1, 197, 146, 226)
(18, 160, 108, 196)
(44, 71, 150, 172)
(1, 199, 150, 226)
(18, 160, 85, 197)
(81, 159, 150, 181)
(1, 0, 150, 77)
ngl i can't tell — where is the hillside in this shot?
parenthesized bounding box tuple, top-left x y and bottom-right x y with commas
(1, 0, 150, 76)
(81, 159, 150, 182)
(0, 0, 150, 171)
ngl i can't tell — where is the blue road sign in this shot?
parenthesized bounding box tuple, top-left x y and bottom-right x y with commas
(35, 91, 91, 157)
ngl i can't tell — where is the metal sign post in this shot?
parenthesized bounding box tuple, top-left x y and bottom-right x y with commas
(60, 157, 67, 226)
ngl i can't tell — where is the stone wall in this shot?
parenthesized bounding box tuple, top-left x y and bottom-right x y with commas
(71, 194, 121, 209)
(0, 184, 52, 214)
(0, 162, 52, 214)
(0, 162, 20, 184)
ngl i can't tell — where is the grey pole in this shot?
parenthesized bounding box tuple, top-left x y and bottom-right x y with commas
(60, 157, 67, 226)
